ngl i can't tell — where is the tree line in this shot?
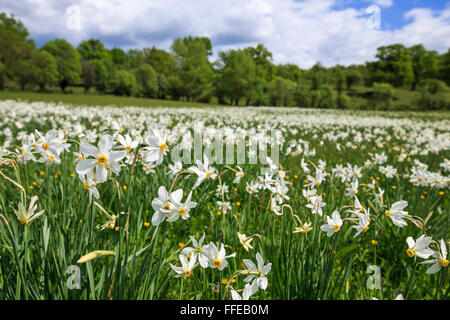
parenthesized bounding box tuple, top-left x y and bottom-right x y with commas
(1, 13, 449, 110)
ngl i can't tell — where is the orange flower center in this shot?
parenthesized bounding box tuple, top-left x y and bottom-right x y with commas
(97, 155, 108, 165)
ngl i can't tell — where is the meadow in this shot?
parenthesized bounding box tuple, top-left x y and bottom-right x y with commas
(0, 98, 448, 300)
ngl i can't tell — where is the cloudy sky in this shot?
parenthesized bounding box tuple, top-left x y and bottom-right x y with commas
(1, 0, 449, 68)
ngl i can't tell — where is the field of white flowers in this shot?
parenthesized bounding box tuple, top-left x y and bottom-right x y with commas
(0, 100, 448, 300)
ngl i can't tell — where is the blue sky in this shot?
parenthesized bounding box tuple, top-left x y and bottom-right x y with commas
(1, 0, 449, 68)
(335, 0, 449, 29)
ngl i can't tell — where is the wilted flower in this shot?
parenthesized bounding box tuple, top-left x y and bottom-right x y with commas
(14, 196, 45, 226)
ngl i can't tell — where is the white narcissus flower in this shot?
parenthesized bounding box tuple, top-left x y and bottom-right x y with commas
(167, 191, 197, 222)
(143, 129, 170, 165)
(117, 134, 138, 153)
(181, 233, 210, 268)
(76, 134, 126, 183)
(35, 129, 68, 162)
(231, 283, 258, 300)
(14, 196, 45, 226)
(420, 239, 449, 274)
(188, 154, 217, 189)
(320, 210, 343, 237)
(203, 242, 236, 271)
(233, 166, 245, 184)
(352, 209, 370, 238)
(79, 174, 100, 201)
(151, 186, 183, 226)
(243, 252, 272, 291)
(168, 161, 183, 177)
(385, 200, 408, 228)
(306, 195, 326, 216)
(406, 235, 434, 259)
(170, 254, 197, 279)
(300, 158, 310, 173)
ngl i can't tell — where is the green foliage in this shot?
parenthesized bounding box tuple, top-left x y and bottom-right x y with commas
(80, 59, 97, 93)
(370, 83, 394, 110)
(77, 39, 110, 61)
(266, 77, 297, 106)
(369, 44, 414, 88)
(90, 59, 108, 93)
(410, 45, 438, 91)
(135, 64, 159, 98)
(171, 36, 214, 101)
(111, 70, 137, 96)
(416, 79, 450, 110)
(142, 47, 176, 99)
(345, 68, 362, 90)
(41, 39, 82, 92)
(217, 49, 258, 105)
(31, 50, 59, 90)
(0, 12, 32, 43)
(110, 48, 130, 66)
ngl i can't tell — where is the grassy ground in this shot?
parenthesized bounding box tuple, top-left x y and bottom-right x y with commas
(0, 90, 219, 108)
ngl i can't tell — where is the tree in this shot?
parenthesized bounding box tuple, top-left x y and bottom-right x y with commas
(416, 79, 449, 110)
(171, 36, 214, 101)
(345, 68, 362, 90)
(266, 77, 296, 106)
(217, 49, 257, 105)
(409, 45, 438, 91)
(110, 48, 129, 66)
(437, 49, 450, 86)
(80, 59, 97, 93)
(333, 66, 346, 109)
(244, 44, 275, 81)
(135, 63, 158, 97)
(0, 13, 33, 44)
(127, 49, 145, 69)
(143, 47, 176, 99)
(77, 39, 110, 61)
(0, 29, 34, 90)
(41, 39, 81, 92)
(91, 59, 108, 93)
(111, 70, 137, 96)
(31, 50, 58, 91)
(307, 63, 326, 90)
(371, 44, 414, 88)
(370, 83, 394, 110)
(275, 64, 303, 82)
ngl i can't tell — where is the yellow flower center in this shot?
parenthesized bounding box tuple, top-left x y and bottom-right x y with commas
(162, 204, 171, 211)
(363, 226, 369, 232)
(83, 182, 90, 190)
(206, 171, 211, 179)
(315, 181, 321, 186)
(385, 210, 390, 217)
(213, 258, 223, 268)
(179, 208, 187, 216)
(49, 155, 55, 162)
(184, 269, 191, 278)
(97, 155, 108, 165)
(42, 143, 49, 150)
(441, 259, 449, 267)
(160, 143, 167, 152)
(125, 146, 132, 152)
(333, 225, 340, 231)
(406, 248, 415, 258)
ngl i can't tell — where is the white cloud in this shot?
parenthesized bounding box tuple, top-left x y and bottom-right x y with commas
(373, 0, 393, 8)
(0, 0, 449, 69)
